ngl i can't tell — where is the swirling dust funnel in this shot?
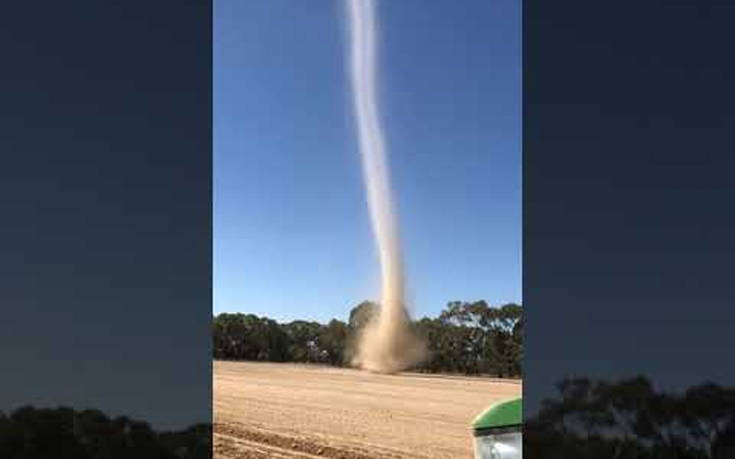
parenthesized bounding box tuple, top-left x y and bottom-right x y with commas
(345, 0, 426, 374)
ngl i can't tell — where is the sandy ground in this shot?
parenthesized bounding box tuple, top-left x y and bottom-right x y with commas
(213, 361, 521, 458)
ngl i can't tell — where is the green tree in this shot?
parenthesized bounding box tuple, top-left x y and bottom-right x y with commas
(319, 319, 349, 366)
(348, 301, 378, 330)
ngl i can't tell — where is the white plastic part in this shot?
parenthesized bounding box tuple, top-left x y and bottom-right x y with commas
(473, 431, 522, 459)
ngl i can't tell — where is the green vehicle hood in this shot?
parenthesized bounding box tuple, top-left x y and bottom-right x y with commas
(472, 397, 522, 435)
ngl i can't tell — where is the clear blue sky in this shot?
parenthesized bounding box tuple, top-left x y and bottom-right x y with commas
(214, 0, 520, 323)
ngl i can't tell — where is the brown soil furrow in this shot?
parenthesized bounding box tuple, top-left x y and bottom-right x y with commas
(215, 422, 406, 459)
(215, 431, 324, 459)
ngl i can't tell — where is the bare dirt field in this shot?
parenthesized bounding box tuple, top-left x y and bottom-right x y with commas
(214, 361, 521, 458)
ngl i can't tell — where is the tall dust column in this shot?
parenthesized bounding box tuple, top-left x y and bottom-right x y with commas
(346, 0, 425, 373)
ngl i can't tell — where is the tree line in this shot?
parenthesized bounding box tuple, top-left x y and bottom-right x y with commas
(213, 300, 522, 378)
(0, 406, 210, 458)
(526, 376, 735, 458)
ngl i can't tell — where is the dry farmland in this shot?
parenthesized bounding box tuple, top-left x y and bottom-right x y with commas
(214, 361, 521, 458)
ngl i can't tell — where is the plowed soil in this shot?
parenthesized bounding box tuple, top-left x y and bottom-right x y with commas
(214, 361, 521, 458)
